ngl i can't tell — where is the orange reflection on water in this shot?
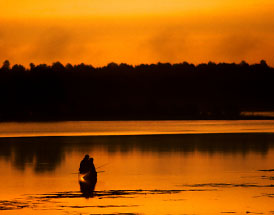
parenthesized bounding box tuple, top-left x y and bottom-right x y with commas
(0, 120, 274, 137)
(0, 133, 273, 214)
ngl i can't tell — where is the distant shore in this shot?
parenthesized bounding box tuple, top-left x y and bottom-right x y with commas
(1, 113, 274, 122)
(1, 61, 273, 122)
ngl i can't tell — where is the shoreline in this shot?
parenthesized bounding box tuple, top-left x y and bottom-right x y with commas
(1, 115, 274, 123)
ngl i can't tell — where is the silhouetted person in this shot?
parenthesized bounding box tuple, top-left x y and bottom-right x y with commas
(79, 154, 90, 174)
(79, 156, 97, 198)
(82, 157, 97, 182)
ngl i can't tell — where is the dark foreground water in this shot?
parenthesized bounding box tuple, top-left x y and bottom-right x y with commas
(0, 121, 273, 214)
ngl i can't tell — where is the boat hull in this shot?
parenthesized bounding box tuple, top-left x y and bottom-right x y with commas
(79, 171, 97, 197)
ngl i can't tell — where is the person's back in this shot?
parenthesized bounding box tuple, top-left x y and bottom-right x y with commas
(88, 158, 97, 176)
(79, 155, 90, 174)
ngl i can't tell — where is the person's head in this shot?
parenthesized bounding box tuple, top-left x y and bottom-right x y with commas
(84, 154, 89, 160)
(89, 158, 93, 163)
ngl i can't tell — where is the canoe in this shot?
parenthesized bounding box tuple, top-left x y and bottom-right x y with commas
(79, 171, 97, 184)
(79, 171, 97, 197)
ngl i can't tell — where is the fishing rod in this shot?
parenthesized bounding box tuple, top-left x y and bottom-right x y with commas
(96, 163, 110, 169)
(71, 162, 109, 174)
(72, 170, 105, 174)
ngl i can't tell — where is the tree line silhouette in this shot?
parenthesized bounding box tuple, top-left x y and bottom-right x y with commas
(0, 60, 273, 121)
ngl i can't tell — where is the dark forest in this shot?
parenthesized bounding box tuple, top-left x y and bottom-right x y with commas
(0, 60, 273, 121)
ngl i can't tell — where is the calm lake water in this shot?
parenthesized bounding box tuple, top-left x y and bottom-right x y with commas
(0, 120, 273, 215)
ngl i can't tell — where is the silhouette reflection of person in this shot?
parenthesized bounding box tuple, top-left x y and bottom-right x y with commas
(79, 155, 97, 198)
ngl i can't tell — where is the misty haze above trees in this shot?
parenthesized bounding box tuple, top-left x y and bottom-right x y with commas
(0, 60, 273, 121)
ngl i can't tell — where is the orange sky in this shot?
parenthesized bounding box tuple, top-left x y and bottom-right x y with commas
(0, 0, 274, 66)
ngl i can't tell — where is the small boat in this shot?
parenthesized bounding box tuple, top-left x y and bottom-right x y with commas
(78, 171, 97, 198)
(79, 171, 97, 184)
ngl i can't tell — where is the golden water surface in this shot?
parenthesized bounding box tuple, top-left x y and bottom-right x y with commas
(0, 121, 273, 214)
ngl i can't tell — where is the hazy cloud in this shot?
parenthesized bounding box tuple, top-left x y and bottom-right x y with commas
(215, 32, 262, 59)
(146, 27, 189, 62)
(0, 16, 274, 66)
